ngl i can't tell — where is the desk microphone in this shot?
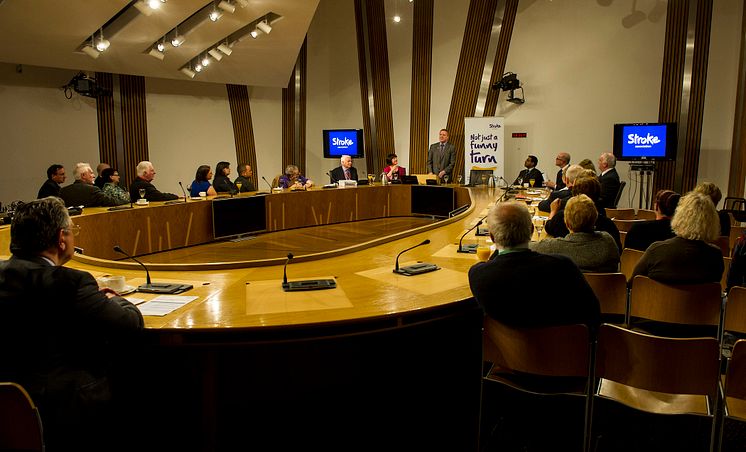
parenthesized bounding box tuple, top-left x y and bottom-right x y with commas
(164, 182, 186, 205)
(282, 252, 336, 291)
(179, 181, 188, 202)
(262, 176, 273, 191)
(457, 220, 483, 253)
(393, 239, 439, 276)
(113, 245, 192, 294)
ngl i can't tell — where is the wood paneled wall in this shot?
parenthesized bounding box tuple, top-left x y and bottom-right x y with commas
(119, 75, 149, 187)
(226, 84, 259, 190)
(483, 0, 519, 116)
(95, 72, 117, 170)
(282, 38, 307, 174)
(728, 5, 746, 199)
(408, 0, 434, 174)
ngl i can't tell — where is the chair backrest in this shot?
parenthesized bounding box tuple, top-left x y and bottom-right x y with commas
(629, 275, 722, 327)
(271, 174, 282, 189)
(583, 272, 628, 318)
(483, 317, 590, 377)
(619, 231, 627, 248)
(730, 225, 746, 252)
(724, 197, 746, 211)
(636, 209, 657, 220)
(0, 382, 44, 452)
(605, 208, 635, 220)
(725, 286, 746, 335)
(612, 180, 626, 208)
(620, 248, 644, 281)
(712, 236, 730, 257)
(722, 256, 732, 295)
(612, 219, 646, 232)
(469, 169, 494, 186)
(595, 323, 720, 397)
(726, 339, 746, 401)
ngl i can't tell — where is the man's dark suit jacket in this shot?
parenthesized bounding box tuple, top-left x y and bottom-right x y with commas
(234, 175, 255, 192)
(624, 219, 674, 251)
(427, 142, 456, 178)
(330, 166, 359, 183)
(537, 187, 571, 212)
(468, 250, 600, 328)
(37, 179, 61, 199)
(554, 167, 567, 190)
(129, 178, 179, 202)
(513, 168, 544, 187)
(599, 168, 621, 209)
(60, 180, 128, 207)
(0, 255, 143, 450)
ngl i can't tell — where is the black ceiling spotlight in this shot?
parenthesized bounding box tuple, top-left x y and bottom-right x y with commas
(491, 72, 525, 104)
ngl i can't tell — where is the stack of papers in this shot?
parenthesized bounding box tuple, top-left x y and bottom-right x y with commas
(127, 294, 198, 316)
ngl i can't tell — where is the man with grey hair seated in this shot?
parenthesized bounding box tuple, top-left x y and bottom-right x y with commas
(0, 197, 143, 450)
(468, 201, 600, 328)
(597, 152, 620, 208)
(59, 162, 129, 207)
(329, 154, 359, 184)
(129, 160, 179, 202)
(537, 164, 585, 212)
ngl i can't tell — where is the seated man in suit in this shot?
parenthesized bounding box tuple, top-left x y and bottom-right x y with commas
(545, 152, 570, 190)
(59, 163, 129, 207)
(537, 164, 584, 212)
(597, 152, 621, 209)
(329, 155, 359, 183)
(234, 163, 255, 193)
(129, 161, 179, 202)
(468, 201, 600, 328)
(0, 197, 143, 451)
(513, 155, 544, 187)
(37, 164, 66, 199)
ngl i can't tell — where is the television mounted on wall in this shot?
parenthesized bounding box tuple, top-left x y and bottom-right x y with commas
(323, 129, 365, 159)
(612, 122, 677, 161)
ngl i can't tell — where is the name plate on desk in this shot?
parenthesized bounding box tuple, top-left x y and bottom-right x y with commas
(282, 279, 336, 292)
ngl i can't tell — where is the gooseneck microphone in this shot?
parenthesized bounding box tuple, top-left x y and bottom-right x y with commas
(113, 245, 193, 294)
(179, 181, 188, 202)
(393, 239, 439, 276)
(282, 252, 293, 289)
(457, 220, 483, 253)
(262, 176, 273, 191)
(281, 252, 335, 291)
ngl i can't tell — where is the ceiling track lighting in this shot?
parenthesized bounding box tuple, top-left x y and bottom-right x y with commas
(148, 47, 165, 60)
(207, 48, 223, 61)
(95, 29, 110, 52)
(180, 67, 196, 78)
(217, 43, 232, 55)
(134, 0, 166, 16)
(81, 43, 100, 59)
(209, 7, 222, 22)
(171, 33, 184, 47)
(217, 1, 236, 13)
(235, 0, 249, 7)
(250, 29, 259, 39)
(256, 20, 272, 34)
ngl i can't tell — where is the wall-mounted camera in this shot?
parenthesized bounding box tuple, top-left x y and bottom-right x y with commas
(63, 72, 111, 99)
(491, 72, 525, 104)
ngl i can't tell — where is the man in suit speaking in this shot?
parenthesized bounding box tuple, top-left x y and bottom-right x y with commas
(427, 128, 456, 182)
(330, 155, 359, 183)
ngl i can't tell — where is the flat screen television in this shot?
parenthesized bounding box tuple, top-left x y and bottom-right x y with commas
(411, 185, 455, 218)
(612, 122, 677, 161)
(323, 129, 364, 158)
(212, 196, 267, 240)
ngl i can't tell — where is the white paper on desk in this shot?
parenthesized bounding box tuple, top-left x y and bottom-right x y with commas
(137, 295, 198, 316)
(124, 297, 147, 306)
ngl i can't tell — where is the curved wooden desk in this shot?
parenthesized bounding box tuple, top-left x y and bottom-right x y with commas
(0, 185, 501, 451)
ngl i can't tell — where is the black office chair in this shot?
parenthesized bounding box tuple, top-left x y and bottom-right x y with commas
(724, 197, 746, 222)
(612, 181, 626, 208)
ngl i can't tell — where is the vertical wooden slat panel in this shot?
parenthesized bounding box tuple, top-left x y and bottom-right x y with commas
(226, 84, 259, 191)
(727, 5, 746, 199)
(445, 0, 499, 181)
(483, 0, 519, 116)
(282, 39, 307, 175)
(119, 75, 148, 188)
(95, 72, 117, 169)
(408, 0, 434, 174)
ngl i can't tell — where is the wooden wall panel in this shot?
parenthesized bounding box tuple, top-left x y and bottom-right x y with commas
(483, 0, 519, 116)
(728, 4, 746, 199)
(226, 84, 259, 191)
(119, 75, 148, 187)
(95, 72, 117, 169)
(282, 39, 307, 175)
(408, 0, 434, 174)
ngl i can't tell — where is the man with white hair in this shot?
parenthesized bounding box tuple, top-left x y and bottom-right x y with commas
(129, 161, 179, 202)
(537, 164, 585, 212)
(59, 162, 128, 207)
(329, 155, 359, 183)
(597, 152, 620, 208)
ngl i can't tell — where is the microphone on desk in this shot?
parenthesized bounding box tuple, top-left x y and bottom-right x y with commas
(457, 220, 483, 253)
(113, 245, 192, 294)
(179, 181, 188, 202)
(163, 182, 187, 205)
(393, 239, 439, 276)
(262, 176, 273, 191)
(281, 252, 336, 291)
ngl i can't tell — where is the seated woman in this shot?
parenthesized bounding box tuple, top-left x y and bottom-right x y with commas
(383, 153, 406, 182)
(278, 165, 313, 189)
(693, 181, 730, 237)
(213, 161, 238, 194)
(631, 192, 724, 284)
(577, 158, 596, 173)
(100, 167, 130, 204)
(530, 194, 619, 272)
(189, 165, 218, 197)
(624, 189, 680, 251)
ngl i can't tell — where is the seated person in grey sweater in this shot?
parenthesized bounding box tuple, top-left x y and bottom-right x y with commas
(531, 194, 619, 273)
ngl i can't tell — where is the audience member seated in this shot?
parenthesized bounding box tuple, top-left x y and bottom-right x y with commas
(468, 201, 600, 328)
(597, 152, 620, 209)
(37, 164, 66, 199)
(234, 163, 255, 192)
(545, 152, 570, 190)
(512, 154, 544, 187)
(129, 161, 179, 202)
(0, 197, 143, 451)
(60, 163, 129, 207)
(694, 181, 730, 237)
(279, 165, 313, 189)
(624, 189, 680, 251)
(631, 192, 724, 284)
(330, 155, 359, 183)
(100, 167, 131, 204)
(577, 158, 596, 173)
(189, 165, 218, 197)
(537, 164, 584, 212)
(213, 161, 237, 194)
(383, 153, 406, 182)
(93, 162, 110, 189)
(531, 194, 619, 272)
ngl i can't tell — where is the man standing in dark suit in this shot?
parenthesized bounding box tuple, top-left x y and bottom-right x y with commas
(513, 155, 544, 187)
(329, 155, 359, 183)
(468, 201, 600, 328)
(545, 152, 570, 190)
(598, 152, 621, 209)
(37, 164, 66, 199)
(59, 163, 129, 207)
(0, 197, 143, 451)
(427, 128, 456, 182)
(129, 160, 179, 202)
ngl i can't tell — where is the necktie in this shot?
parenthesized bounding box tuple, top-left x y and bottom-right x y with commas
(344, 168, 350, 180)
(440, 143, 444, 153)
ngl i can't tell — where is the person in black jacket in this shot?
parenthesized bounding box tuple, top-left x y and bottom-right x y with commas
(512, 155, 544, 187)
(37, 164, 66, 199)
(624, 189, 680, 251)
(129, 161, 179, 202)
(213, 161, 238, 194)
(597, 152, 621, 209)
(329, 155, 359, 183)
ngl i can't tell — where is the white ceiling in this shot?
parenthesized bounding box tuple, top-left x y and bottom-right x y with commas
(0, 0, 320, 87)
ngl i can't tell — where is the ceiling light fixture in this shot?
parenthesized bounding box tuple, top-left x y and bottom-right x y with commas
(201, 56, 210, 67)
(95, 29, 110, 52)
(148, 46, 165, 60)
(393, 15, 401, 23)
(209, 6, 222, 21)
(207, 48, 223, 61)
(217, 43, 232, 55)
(194, 63, 203, 72)
(217, 1, 236, 13)
(235, 0, 249, 7)
(256, 20, 272, 34)
(156, 41, 166, 52)
(250, 29, 259, 39)
(171, 32, 184, 47)
(133, 0, 166, 16)
(180, 67, 196, 78)
(81, 39, 100, 59)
